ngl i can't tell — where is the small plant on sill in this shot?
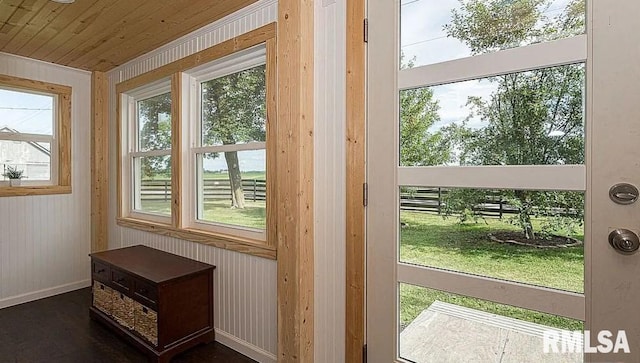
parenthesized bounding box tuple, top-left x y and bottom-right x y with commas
(2, 166, 25, 186)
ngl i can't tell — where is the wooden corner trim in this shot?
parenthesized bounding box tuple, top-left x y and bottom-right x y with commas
(346, 0, 367, 361)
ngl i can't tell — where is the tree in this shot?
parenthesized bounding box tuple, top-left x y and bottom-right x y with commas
(442, 0, 586, 239)
(400, 57, 453, 166)
(138, 93, 172, 178)
(201, 65, 266, 208)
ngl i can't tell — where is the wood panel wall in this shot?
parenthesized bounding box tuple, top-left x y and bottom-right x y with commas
(0, 52, 92, 308)
(314, 0, 347, 362)
(106, 1, 279, 361)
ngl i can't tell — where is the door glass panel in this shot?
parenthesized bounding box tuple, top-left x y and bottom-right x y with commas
(399, 63, 585, 166)
(400, 0, 586, 68)
(400, 186, 584, 292)
(399, 283, 584, 362)
(196, 150, 266, 230)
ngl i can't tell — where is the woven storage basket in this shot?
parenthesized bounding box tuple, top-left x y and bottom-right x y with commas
(134, 302, 158, 346)
(112, 292, 135, 329)
(92, 281, 113, 316)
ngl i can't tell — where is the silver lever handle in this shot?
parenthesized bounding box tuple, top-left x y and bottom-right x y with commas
(609, 229, 640, 255)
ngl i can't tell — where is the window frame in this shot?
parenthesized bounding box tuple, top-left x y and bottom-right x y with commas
(120, 79, 173, 224)
(0, 74, 71, 197)
(116, 24, 277, 259)
(185, 45, 268, 241)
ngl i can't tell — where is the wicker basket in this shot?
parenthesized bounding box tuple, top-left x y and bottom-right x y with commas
(92, 282, 113, 316)
(112, 292, 135, 329)
(134, 302, 158, 346)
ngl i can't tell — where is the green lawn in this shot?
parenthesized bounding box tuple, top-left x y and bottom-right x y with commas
(202, 171, 265, 180)
(400, 212, 584, 331)
(140, 199, 265, 229)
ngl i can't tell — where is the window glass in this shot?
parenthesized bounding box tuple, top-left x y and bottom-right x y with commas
(400, 186, 584, 292)
(400, 0, 586, 67)
(197, 150, 266, 230)
(0, 141, 51, 181)
(137, 92, 172, 152)
(0, 88, 54, 135)
(399, 63, 585, 166)
(133, 155, 172, 215)
(200, 65, 266, 147)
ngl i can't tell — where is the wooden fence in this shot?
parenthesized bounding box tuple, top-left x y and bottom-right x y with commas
(141, 179, 266, 202)
(400, 187, 519, 218)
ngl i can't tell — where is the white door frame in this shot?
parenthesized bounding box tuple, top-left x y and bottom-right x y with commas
(367, 0, 640, 361)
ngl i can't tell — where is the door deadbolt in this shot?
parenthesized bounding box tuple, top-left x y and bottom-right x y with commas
(609, 183, 639, 205)
(609, 229, 640, 255)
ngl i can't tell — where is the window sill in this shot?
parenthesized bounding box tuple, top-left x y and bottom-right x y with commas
(0, 185, 71, 197)
(116, 217, 276, 260)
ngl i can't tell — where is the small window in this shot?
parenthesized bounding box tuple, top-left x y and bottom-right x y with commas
(121, 80, 172, 223)
(0, 75, 71, 196)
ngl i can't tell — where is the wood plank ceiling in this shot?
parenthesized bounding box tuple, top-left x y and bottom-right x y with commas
(0, 0, 257, 72)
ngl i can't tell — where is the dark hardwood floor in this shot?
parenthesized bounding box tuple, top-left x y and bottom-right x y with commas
(0, 288, 256, 363)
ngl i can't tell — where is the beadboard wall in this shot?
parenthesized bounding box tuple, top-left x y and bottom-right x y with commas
(0, 53, 92, 308)
(107, 0, 348, 361)
(314, 0, 347, 362)
(106, 1, 279, 362)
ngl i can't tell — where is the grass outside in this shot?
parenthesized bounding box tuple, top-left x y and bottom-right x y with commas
(400, 211, 584, 331)
(140, 199, 266, 229)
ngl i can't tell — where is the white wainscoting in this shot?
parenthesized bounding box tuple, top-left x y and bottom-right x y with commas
(107, 1, 278, 361)
(0, 53, 92, 308)
(314, 0, 347, 362)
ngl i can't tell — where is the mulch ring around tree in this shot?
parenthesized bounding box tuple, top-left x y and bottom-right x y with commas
(488, 232, 583, 248)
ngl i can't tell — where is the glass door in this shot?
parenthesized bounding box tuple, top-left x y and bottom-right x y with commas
(367, 0, 640, 362)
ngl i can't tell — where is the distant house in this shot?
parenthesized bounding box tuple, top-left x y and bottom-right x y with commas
(0, 127, 51, 181)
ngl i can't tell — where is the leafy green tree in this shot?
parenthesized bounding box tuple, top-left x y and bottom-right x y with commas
(138, 93, 172, 177)
(400, 57, 453, 166)
(201, 65, 266, 208)
(442, 0, 585, 239)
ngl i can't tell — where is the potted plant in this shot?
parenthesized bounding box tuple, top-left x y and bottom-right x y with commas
(2, 166, 25, 187)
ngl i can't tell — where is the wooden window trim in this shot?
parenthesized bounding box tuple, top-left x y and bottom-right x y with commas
(0, 74, 72, 197)
(116, 23, 277, 260)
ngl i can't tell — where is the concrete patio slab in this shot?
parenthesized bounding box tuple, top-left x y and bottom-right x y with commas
(399, 301, 583, 363)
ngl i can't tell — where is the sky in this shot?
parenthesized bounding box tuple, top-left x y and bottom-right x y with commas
(0, 88, 53, 135)
(400, 0, 579, 132)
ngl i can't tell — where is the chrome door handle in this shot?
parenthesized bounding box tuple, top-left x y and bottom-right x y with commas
(609, 229, 640, 255)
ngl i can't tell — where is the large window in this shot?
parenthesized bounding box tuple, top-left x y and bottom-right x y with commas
(117, 27, 276, 258)
(0, 74, 71, 196)
(187, 47, 267, 240)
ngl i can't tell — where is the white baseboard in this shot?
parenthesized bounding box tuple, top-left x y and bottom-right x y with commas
(0, 279, 91, 309)
(215, 328, 277, 363)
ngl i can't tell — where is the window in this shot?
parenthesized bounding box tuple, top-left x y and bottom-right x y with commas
(116, 25, 276, 258)
(0, 74, 71, 196)
(120, 80, 172, 223)
(186, 46, 268, 240)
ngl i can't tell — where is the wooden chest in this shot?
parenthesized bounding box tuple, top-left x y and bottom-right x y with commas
(89, 245, 215, 363)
